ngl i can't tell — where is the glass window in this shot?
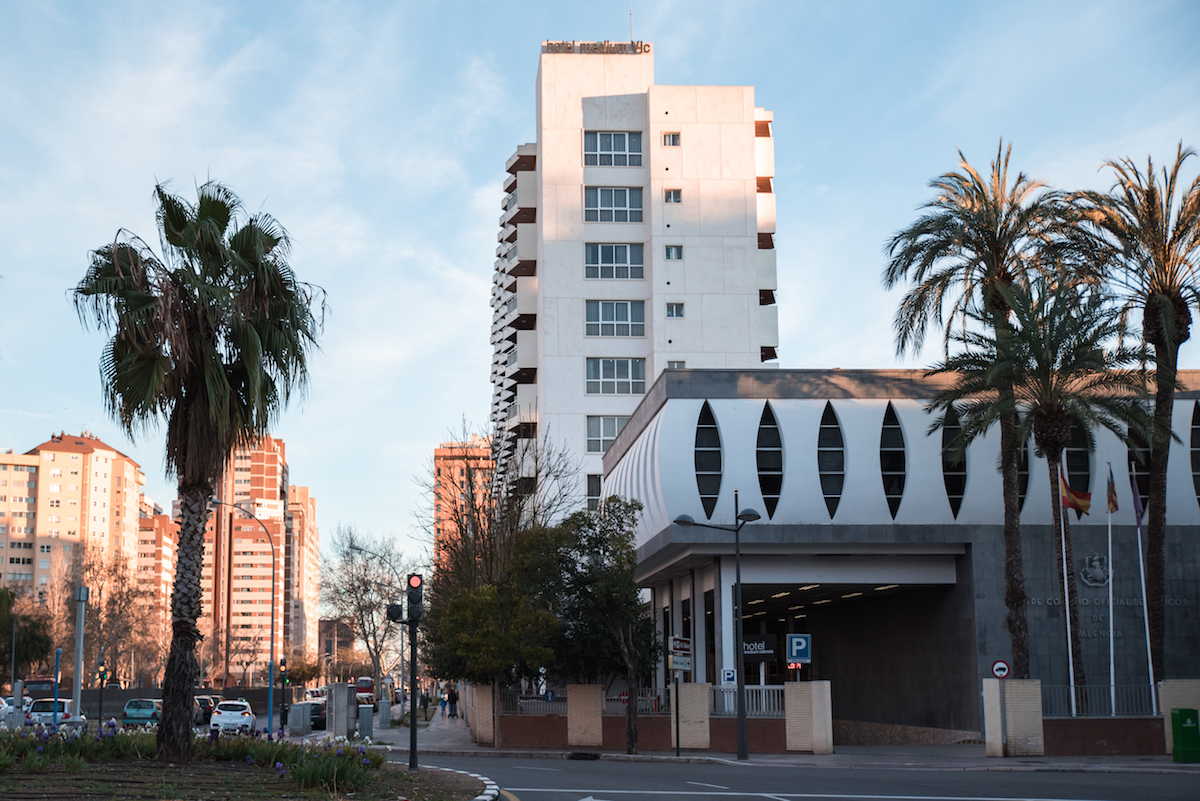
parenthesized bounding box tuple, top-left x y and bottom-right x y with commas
(664, 189, 682, 203)
(587, 474, 603, 511)
(667, 303, 684, 318)
(585, 300, 645, 337)
(586, 358, 646, 394)
(586, 416, 629, 453)
(585, 187, 644, 222)
(667, 361, 686, 369)
(585, 243, 644, 279)
(665, 245, 683, 260)
(663, 133, 681, 146)
(584, 131, 643, 166)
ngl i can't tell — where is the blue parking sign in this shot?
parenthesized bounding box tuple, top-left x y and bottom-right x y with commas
(786, 633, 811, 664)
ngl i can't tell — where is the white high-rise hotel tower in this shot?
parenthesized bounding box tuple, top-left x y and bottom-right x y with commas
(491, 41, 779, 502)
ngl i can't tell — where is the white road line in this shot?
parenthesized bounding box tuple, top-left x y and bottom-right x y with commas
(506, 790, 1119, 801)
(511, 765, 563, 771)
(687, 781, 731, 789)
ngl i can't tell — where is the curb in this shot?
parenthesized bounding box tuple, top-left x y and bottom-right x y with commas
(424, 765, 499, 801)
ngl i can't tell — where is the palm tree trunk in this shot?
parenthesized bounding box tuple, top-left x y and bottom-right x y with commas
(1146, 343, 1176, 685)
(1046, 454, 1086, 697)
(617, 623, 639, 755)
(156, 485, 210, 761)
(999, 409, 1031, 678)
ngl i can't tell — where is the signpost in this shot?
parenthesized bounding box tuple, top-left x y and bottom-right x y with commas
(786, 633, 812, 670)
(669, 636, 691, 757)
(991, 660, 1010, 679)
(721, 668, 736, 686)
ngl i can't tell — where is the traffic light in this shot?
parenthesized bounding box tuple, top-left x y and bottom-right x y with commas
(386, 602, 404, 622)
(407, 574, 424, 621)
(280, 658, 288, 685)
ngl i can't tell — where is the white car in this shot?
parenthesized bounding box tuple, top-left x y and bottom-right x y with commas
(25, 698, 87, 729)
(209, 699, 257, 734)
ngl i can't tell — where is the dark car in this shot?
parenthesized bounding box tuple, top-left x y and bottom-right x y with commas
(194, 695, 215, 725)
(309, 698, 326, 731)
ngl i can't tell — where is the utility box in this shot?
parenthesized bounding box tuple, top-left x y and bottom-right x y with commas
(1171, 708, 1200, 763)
(358, 704, 374, 740)
(379, 698, 391, 728)
(289, 702, 311, 736)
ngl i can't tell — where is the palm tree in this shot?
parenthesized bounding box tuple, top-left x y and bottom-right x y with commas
(928, 277, 1149, 693)
(73, 182, 323, 760)
(883, 141, 1071, 678)
(1071, 144, 1200, 682)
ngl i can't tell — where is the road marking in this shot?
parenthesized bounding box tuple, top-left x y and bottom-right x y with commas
(506, 791, 1118, 801)
(687, 781, 731, 789)
(499, 791, 521, 801)
(512, 765, 563, 771)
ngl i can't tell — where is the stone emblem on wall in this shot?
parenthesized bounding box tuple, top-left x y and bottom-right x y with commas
(1079, 554, 1109, 588)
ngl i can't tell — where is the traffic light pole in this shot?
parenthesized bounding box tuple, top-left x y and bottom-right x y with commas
(408, 616, 418, 770)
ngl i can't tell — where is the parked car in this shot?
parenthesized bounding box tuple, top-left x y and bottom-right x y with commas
(194, 695, 215, 725)
(309, 698, 326, 730)
(5, 695, 35, 713)
(121, 698, 162, 728)
(26, 698, 86, 729)
(209, 699, 256, 734)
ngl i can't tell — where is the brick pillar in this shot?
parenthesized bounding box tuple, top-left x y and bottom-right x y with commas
(472, 683, 495, 746)
(668, 682, 710, 750)
(1003, 679, 1043, 756)
(568, 684, 604, 747)
(982, 678, 1003, 757)
(785, 681, 832, 754)
(1159, 680, 1200, 754)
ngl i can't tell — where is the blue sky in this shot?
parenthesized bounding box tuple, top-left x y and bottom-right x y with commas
(1, 0, 1198, 564)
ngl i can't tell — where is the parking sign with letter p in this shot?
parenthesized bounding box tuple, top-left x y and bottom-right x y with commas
(786, 633, 811, 664)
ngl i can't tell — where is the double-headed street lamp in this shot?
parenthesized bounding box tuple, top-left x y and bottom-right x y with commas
(674, 487, 760, 761)
(210, 498, 278, 738)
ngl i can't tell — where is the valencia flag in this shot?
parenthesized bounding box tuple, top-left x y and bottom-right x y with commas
(1060, 467, 1091, 515)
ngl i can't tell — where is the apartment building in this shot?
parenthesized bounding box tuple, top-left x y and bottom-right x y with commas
(432, 435, 493, 574)
(490, 41, 778, 503)
(198, 434, 320, 687)
(1, 432, 146, 593)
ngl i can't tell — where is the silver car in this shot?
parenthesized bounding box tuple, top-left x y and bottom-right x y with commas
(209, 699, 256, 734)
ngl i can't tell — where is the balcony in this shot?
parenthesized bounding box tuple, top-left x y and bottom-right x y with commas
(757, 249, 777, 291)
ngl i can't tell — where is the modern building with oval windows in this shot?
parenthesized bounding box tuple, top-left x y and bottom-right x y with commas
(603, 368, 1200, 743)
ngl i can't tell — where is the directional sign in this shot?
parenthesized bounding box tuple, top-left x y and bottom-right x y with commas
(786, 633, 812, 664)
(720, 668, 736, 686)
(669, 655, 692, 672)
(991, 660, 1010, 679)
(669, 636, 692, 656)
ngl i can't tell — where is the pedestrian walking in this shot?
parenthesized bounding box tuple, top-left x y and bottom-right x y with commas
(448, 687, 459, 719)
(439, 694, 447, 718)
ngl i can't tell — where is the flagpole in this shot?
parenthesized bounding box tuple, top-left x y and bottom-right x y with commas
(1129, 467, 1156, 716)
(1135, 520, 1156, 715)
(1106, 463, 1115, 716)
(1057, 467, 1077, 717)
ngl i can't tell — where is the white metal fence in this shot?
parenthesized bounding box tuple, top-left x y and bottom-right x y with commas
(1041, 684, 1157, 717)
(604, 688, 670, 716)
(497, 689, 567, 716)
(709, 686, 785, 718)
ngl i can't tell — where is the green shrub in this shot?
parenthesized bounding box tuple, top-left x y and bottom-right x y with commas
(59, 753, 87, 773)
(22, 751, 49, 774)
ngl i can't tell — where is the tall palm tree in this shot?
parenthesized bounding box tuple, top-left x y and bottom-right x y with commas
(883, 141, 1071, 678)
(1071, 144, 1200, 682)
(73, 182, 323, 760)
(928, 277, 1150, 692)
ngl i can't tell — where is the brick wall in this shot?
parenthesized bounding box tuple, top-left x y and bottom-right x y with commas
(1159, 680, 1200, 754)
(667, 682, 710, 750)
(567, 684, 603, 747)
(785, 681, 832, 753)
(1003, 679, 1044, 756)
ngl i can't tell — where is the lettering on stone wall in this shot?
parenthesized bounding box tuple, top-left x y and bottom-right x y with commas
(1025, 596, 1189, 607)
(543, 40, 652, 55)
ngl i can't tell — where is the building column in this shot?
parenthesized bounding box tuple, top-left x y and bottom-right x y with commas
(692, 568, 706, 683)
(719, 555, 735, 676)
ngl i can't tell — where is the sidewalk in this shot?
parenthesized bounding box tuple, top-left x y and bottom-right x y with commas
(360, 711, 1200, 775)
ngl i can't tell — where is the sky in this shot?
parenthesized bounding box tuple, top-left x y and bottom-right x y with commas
(1, 0, 1198, 566)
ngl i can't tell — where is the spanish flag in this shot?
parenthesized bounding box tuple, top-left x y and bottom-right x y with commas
(1060, 467, 1091, 515)
(1107, 466, 1119, 513)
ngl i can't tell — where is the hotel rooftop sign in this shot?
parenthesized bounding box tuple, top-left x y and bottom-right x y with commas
(543, 40, 651, 55)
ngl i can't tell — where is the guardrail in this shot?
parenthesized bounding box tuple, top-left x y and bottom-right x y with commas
(1041, 684, 1156, 717)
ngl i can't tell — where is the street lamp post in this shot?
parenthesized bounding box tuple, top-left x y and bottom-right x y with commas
(210, 498, 278, 738)
(674, 487, 760, 761)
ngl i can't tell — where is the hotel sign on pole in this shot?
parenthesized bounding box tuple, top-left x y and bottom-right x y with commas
(543, 40, 651, 55)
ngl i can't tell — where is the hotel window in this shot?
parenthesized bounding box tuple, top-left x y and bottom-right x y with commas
(664, 189, 682, 203)
(663, 133, 681, 146)
(585, 187, 643, 222)
(667, 361, 686, 369)
(585, 300, 645, 337)
(587, 474, 603, 511)
(584, 131, 642, 166)
(586, 416, 629, 453)
(665, 245, 683, 260)
(667, 303, 685, 318)
(586, 358, 646, 394)
(585, 243, 644, 279)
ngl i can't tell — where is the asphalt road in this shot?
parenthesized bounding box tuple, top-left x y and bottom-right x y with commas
(413, 756, 1200, 801)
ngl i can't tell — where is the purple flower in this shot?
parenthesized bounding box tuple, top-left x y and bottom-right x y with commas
(246, 755, 254, 764)
(37, 746, 43, 754)
(336, 748, 343, 756)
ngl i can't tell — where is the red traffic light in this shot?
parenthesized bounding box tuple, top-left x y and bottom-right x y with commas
(408, 574, 423, 589)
